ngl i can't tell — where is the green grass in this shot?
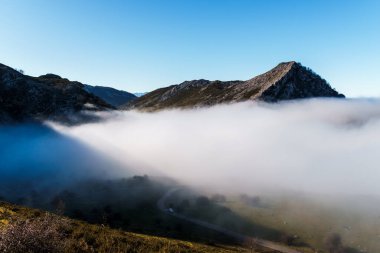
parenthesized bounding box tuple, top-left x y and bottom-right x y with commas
(1, 176, 279, 251)
(165, 190, 316, 253)
(164, 189, 377, 253)
(225, 193, 378, 253)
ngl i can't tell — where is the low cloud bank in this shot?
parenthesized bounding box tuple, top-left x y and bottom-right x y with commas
(53, 98, 380, 196)
(0, 124, 131, 203)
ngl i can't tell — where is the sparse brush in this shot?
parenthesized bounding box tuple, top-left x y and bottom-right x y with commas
(0, 213, 72, 253)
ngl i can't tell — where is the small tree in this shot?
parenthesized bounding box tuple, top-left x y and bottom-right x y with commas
(15, 69, 24, 74)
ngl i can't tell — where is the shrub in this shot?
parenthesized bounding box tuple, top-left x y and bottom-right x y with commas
(15, 69, 24, 74)
(0, 214, 72, 253)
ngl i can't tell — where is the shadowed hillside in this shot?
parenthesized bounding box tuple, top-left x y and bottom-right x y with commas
(84, 84, 137, 107)
(0, 64, 113, 123)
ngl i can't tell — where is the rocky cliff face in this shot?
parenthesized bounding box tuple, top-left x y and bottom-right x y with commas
(123, 62, 344, 111)
(0, 63, 113, 123)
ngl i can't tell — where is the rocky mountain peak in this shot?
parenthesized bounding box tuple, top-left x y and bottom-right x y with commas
(257, 61, 344, 101)
(124, 61, 344, 110)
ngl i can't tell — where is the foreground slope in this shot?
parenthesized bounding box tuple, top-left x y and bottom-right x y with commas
(124, 61, 344, 111)
(0, 64, 112, 123)
(0, 201, 256, 253)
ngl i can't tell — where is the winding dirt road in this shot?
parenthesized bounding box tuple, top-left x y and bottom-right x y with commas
(157, 188, 302, 253)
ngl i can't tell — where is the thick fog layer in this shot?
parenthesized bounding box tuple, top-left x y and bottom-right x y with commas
(0, 124, 132, 203)
(53, 98, 380, 196)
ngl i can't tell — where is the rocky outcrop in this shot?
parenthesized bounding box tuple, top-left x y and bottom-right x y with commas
(123, 61, 344, 111)
(244, 61, 344, 102)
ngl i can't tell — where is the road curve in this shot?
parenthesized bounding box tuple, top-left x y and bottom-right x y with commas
(157, 188, 302, 253)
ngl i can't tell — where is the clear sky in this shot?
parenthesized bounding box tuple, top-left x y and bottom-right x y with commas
(0, 0, 379, 97)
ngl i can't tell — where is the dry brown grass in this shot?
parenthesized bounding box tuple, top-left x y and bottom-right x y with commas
(0, 201, 255, 253)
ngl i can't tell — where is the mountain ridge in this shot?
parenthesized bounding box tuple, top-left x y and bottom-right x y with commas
(0, 61, 345, 123)
(123, 61, 344, 111)
(84, 84, 137, 107)
(0, 63, 113, 123)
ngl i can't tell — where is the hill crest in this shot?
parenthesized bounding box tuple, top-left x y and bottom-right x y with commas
(123, 61, 344, 110)
(0, 63, 113, 123)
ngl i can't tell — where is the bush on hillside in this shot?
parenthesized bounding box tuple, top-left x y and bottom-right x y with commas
(0, 214, 71, 253)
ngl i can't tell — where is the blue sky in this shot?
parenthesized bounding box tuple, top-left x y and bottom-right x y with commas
(0, 0, 379, 97)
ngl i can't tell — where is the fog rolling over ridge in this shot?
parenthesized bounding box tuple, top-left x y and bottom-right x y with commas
(53, 98, 380, 196)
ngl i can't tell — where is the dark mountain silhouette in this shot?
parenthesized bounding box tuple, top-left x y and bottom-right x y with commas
(84, 84, 137, 107)
(0, 61, 345, 122)
(0, 63, 113, 123)
(123, 61, 344, 111)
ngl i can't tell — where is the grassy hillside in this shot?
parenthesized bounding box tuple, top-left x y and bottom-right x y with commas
(0, 201, 260, 253)
(165, 189, 372, 253)
(3, 175, 371, 252)
(226, 194, 377, 253)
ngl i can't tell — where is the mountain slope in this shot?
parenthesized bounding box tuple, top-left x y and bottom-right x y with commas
(244, 61, 344, 102)
(0, 64, 113, 123)
(84, 84, 137, 107)
(0, 201, 256, 253)
(123, 62, 344, 111)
